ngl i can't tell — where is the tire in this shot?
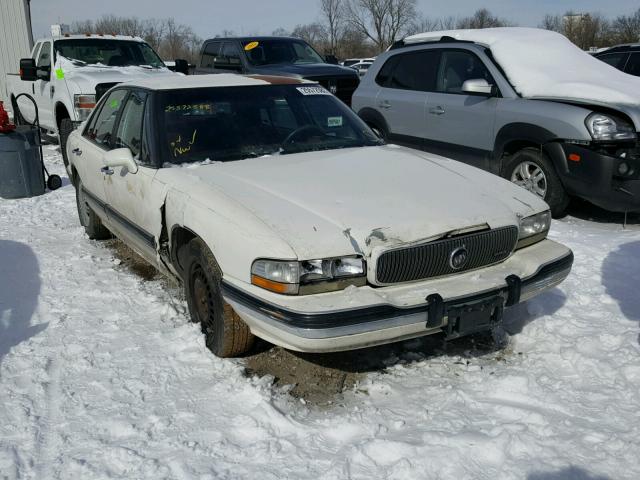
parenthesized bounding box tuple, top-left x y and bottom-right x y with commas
(75, 178, 111, 240)
(503, 148, 569, 218)
(59, 117, 74, 178)
(368, 122, 388, 142)
(182, 238, 254, 358)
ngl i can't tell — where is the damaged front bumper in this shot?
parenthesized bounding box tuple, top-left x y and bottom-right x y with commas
(222, 240, 573, 353)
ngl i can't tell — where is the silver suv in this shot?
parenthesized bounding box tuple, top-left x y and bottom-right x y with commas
(352, 28, 640, 217)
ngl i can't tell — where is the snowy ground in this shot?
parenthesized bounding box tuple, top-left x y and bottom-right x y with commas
(1, 146, 639, 480)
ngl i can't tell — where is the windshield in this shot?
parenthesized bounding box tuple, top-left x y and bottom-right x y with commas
(158, 84, 381, 166)
(54, 39, 165, 68)
(242, 39, 325, 66)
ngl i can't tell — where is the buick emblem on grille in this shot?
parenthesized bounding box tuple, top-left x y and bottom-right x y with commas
(449, 246, 469, 270)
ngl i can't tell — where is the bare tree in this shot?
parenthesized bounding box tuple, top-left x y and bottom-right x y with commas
(271, 27, 290, 37)
(320, 0, 345, 55)
(612, 8, 640, 43)
(346, 0, 417, 52)
(70, 15, 202, 63)
(540, 14, 563, 32)
(291, 22, 328, 51)
(457, 9, 510, 29)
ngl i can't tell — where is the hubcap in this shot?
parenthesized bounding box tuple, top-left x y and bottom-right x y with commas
(511, 161, 547, 198)
(192, 268, 211, 324)
(77, 187, 91, 225)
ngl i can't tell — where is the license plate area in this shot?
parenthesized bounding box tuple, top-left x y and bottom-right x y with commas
(443, 296, 504, 340)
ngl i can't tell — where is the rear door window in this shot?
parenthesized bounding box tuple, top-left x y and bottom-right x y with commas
(201, 41, 221, 68)
(390, 50, 439, 91)
(436, 50, 493, 94)
(218, 42, 243, 70)
(624, 53, 640, 77)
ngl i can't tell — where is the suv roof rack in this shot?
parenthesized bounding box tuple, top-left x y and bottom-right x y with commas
(389, 36, 476, 50)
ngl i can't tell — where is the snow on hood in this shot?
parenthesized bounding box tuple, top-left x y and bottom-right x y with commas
(166, 145, 547, 259)
(405, 27, 640, 106)
(57, 56, 177, 91)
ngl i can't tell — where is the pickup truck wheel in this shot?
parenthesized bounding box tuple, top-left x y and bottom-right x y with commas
(504, 148, 569, 218)
(59, 118, 74, 178)
(75, 179, 111, 240)
(183, 238, 254, 358)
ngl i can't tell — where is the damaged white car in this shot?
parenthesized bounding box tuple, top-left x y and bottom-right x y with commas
(67, 74, 573, 357)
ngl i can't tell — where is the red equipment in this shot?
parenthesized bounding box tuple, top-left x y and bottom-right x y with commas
(0, 101, 16, 133)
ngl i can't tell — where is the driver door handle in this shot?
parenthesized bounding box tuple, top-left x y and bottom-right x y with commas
(429, 106, 445, 115)
(101, 166, 114, 176)
(378, 100, 391, 109)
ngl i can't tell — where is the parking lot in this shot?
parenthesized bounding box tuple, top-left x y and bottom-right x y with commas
(1, 146, 639, 479)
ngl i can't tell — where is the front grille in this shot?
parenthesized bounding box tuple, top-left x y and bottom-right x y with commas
(376, 226, 519, 284)
(307, 76, 360, 104)
(95, 82, 120, 101)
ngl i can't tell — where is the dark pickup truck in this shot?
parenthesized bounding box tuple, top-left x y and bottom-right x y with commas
(194, 36, 360, 105)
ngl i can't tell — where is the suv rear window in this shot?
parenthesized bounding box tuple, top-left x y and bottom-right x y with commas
(376, 50, 439, 92)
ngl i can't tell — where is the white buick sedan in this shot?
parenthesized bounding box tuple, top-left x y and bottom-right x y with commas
(67, 74, 573, 357)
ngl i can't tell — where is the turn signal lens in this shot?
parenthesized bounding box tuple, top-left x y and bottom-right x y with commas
(250, 275, 298, 295)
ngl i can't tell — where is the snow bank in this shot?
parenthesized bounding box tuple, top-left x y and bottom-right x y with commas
(1, 147, 639, 479)
(405, 27, 640, 105)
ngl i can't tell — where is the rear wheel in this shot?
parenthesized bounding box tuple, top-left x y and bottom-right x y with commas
(503, 148, 569, 218)
(182, 238, 254, 358)
(75, 178, 111, 240)
(59, 117, 74, 178)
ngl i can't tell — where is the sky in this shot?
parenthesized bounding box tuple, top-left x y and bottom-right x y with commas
(30, 0, 640, 40)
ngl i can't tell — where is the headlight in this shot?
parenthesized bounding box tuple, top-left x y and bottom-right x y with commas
(251, 256, 366, 295)
(585, 113, 636, 142)
(74, 94, 96, 121)
(517, 211, 551, 249)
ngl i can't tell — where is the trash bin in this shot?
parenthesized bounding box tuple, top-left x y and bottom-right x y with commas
(0, 126, 46, 199)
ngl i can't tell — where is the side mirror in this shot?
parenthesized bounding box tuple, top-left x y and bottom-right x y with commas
(462, 78, 494, 96)
(19, 58, 37, 81)
(325, 54, 339, 65)
(103, 148, 138, 174)
(174, 58, 189, 75)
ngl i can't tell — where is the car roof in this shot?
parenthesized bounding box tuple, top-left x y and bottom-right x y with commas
(204, 36, 306, 43)
(120, 73, 313, 91)
(40, 34, 145, 42)
(596, 44, 640, 54)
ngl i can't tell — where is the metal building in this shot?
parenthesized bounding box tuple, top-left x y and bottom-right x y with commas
(0, 0, 34, 105)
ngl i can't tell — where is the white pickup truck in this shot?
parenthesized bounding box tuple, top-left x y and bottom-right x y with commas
(7, 29, 186, 173)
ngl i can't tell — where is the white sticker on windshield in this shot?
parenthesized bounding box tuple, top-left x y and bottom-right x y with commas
(296, 86, 331, 96)
(327, 116, 343, 127)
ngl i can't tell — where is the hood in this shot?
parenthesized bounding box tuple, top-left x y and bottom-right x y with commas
(57, 57, 177, 93)
(176, 146, 546, 260)
(252, 63, 358, 79)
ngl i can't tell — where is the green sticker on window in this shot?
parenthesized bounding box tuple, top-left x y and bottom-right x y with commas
(55, 68, 64, 79)
(110, 99, 119, 109)
(327, 116, 343, 127)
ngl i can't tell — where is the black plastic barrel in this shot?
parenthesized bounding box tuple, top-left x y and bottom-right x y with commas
(0, 126, 45, 199)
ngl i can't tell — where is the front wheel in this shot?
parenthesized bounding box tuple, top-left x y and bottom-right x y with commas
(75, 178, 111, 240)
(59, 118, 74, 178)
(503, 148, 569, 218)
(182, 238, 254, 358)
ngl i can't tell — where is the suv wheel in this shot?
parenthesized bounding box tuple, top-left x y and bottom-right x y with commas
(504, 148, 569, 218)
(368, 122, 388, 141)
(182, 238, 255, 358)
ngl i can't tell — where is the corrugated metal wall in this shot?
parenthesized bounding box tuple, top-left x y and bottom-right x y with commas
(0, 0, 34, 106)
